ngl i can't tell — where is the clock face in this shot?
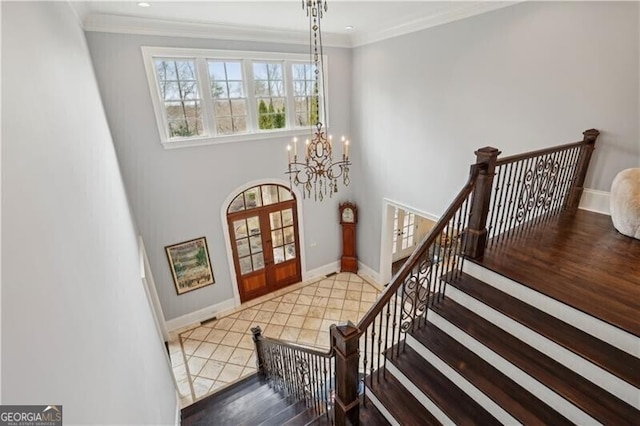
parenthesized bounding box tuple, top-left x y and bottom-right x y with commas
(342, 207, 354, 223)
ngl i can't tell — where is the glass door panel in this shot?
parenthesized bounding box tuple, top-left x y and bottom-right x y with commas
(232, 215, 265, 275)
(401, 212, 416, 249)
(269, 208, 296, 265)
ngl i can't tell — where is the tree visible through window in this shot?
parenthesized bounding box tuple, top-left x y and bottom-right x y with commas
(253, 62, 286, 130)
(154, 59, 203, 138)
(208, 60, 248, 135)
(292, 63, 319, 127)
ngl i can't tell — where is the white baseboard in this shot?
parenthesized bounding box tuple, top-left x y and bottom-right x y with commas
(358, 262, 382, 286)
(302, 261, 340, 281)
(579, 188, 610, 215)
(166, 298, 236, 332)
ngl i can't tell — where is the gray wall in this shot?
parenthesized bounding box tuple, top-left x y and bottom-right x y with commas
(351, 1, 640, 271)
(2, 2, 177, 424)
(85, 32, 353, 321)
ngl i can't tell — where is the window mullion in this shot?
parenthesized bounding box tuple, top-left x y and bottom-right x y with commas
(244, 60, 258, 133)
(196, 58, 216, 137)
(284, 61, 296, 130)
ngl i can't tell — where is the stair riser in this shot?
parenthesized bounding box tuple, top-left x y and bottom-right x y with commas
(404, 333, 518, 424)
(446, 285, 640, 409)
(462, 261, 639, 357)
(429, 309, 599, 425)
(374, 362, 455, 425)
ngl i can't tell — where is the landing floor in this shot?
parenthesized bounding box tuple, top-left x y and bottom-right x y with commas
(478, 209, 640, 336)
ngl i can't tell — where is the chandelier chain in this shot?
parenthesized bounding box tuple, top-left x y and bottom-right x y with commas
(287, 0, 352, 201)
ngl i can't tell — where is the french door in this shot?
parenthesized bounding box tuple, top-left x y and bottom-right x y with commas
(227, 185, 301, 302)
(392, 207, 417, 262)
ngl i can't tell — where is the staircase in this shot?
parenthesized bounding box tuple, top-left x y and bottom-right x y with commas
(365, 257, 640, 425)
(181, 374, 326, 426)
(181, 374, 388, 425)
(244, 131, 640, 425)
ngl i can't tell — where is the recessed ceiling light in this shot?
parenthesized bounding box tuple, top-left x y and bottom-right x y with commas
(137, 2, 151, 7)
(345, 26, 354, 31)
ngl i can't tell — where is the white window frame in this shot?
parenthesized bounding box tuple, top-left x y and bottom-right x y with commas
(142, 46, 329, 149)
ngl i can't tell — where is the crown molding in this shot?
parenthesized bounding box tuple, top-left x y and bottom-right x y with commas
(350, 1, 521, 48)
(82, 2, 521, 49)
(83, 13, 352, 48)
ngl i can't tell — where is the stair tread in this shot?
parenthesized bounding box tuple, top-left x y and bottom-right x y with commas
(238, 393, 295, 426)
(258, 400, 308, 426)
(359, 395, 391, 426)
(365, 367, 442, 426)
(181, 374, 264, 421)
(387, 343, 502, 425)
(183, 380, 284, 426)
(409, 321, 573, 425)
(449, 271, 640, 388)
(433, 298, 640, 424)
(282, 405, 317, 426)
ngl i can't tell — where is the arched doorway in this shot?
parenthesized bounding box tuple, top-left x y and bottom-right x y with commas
(226, 184, 302, 303)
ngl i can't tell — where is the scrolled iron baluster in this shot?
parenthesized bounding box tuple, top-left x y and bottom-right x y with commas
(391, 290, 399, 362)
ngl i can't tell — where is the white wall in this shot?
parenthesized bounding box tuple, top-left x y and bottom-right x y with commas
(85, 32, 353, 322)
(1, 2, 177, 424)
(352, 1, 640, 271)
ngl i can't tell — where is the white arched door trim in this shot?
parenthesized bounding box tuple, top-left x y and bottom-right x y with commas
(378, 198, 439, 285)
(221, 178, 306, 307)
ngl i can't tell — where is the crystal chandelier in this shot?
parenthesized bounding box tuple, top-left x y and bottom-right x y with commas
(286, 0, 351, 201)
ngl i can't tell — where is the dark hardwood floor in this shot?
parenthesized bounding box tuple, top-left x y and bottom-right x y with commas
(478, 209, 640, 336)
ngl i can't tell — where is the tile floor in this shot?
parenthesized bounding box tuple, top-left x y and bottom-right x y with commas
(168, 272, 382, 407)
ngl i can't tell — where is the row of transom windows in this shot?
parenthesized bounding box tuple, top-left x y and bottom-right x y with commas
(143, 47, 326, 147)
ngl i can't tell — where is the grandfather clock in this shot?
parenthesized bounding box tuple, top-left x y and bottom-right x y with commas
(339, 202, 358, 273)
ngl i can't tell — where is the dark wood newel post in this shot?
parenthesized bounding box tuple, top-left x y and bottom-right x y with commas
(464, 146, 501, 259)
(331, 323, 360, 426)
(251, 326, 265, 374)
(566, 128, 600, 210)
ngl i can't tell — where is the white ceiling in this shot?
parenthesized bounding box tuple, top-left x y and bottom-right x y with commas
(70, 1, 517, 47)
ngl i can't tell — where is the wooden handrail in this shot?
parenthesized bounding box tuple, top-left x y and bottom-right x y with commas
(254, 329, 335, 358)
(496, 129, 599, 166)
(496, 140, 585, 166)
(357, 163, 484, 333)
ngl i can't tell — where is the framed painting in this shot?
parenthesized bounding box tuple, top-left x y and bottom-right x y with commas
(165, 237, 215, 295)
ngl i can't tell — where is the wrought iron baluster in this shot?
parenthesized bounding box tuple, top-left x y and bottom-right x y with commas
(377, 311, 383, 379)
(550, 148, 571, 213)
(561, 148, 578, 208)
(488, 166, 504, 242)
(362, 328, 368, 384)
(369, 318, 376, 379)
(496, 162, 515, 245)
(505, 159, 524, 237)
(383, 299, 392, 371)
(391, 290, 399, 362)
(458, 195, 471, 279)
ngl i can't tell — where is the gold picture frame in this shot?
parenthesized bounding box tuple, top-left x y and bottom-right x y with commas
(165, 237, 215, 295)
